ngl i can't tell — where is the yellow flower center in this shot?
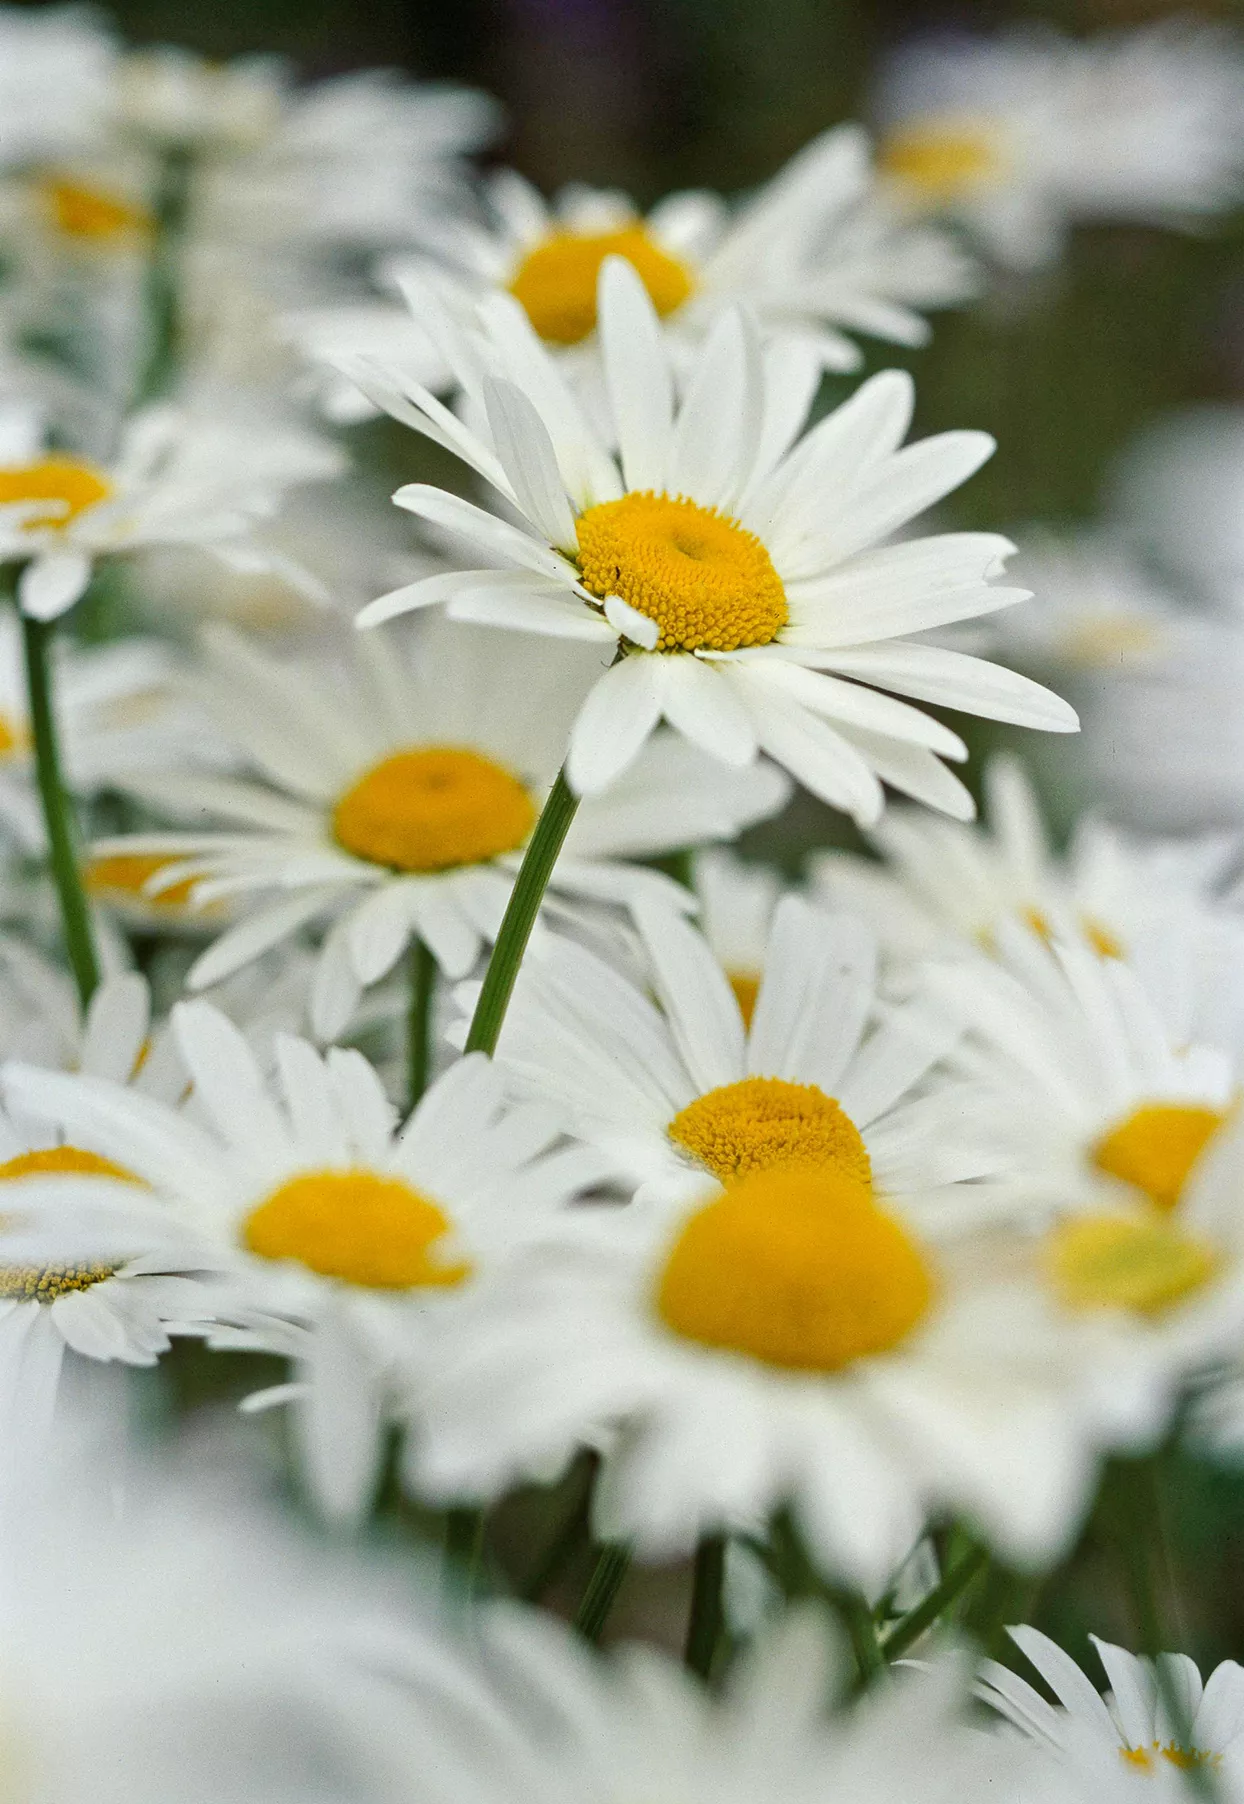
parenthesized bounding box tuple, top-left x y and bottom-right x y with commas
(728, 970, 761, 1030)
(0, 1146, 139, 1183)
(508, 225, 694, 345)
(85, 853, 199, 910)
(0, 1147, 141, 1302)
(38, 176, 153, 243)
(1048, 1213, 1219, 1316)
(1122, 1745, 1220, 1772)
(241, 1168, 472, 1291)
(879, 121, 1001, 198)
(656, 1165, 934, 1372)
(332, 746, 536, 874)
(0, 709, 27, 759)
(576, 492, 788, 654)
(668, 1075, 871, 1187)
(0, 459, 112, 532)
(1092, 1103, 1227, 1212)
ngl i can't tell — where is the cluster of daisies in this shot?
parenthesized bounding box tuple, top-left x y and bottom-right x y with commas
(4, 5, 1244, 1800)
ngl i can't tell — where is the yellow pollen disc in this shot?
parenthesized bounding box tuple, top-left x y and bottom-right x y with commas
(85, 853, 198, 909)
(668, 1075, 871, 1187)
(656, 1165, 934, 1372)
(332, 746, 536, 874)
(0, 458, 112, 531)
(1092, 1103, 1227, 1212)
(1048, 1212, 1219, 1316)
(728, 970, 761, 1030)
(576, 491, 788, 654)
(0, 1260, 119, 1302)
(0, 1145, 139, 1184)
(879, 122, 1000, 198)
(39, 176, 153, 243)
(508, 225, 694, 345)
(242, 1168, 472, 1291)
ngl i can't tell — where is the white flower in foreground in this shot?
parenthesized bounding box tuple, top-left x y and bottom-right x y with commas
(97, 618, 788, 1036)
(407, 1142, 1103, 1585)
(876, 22, 1244, 269)
(467, 895, 1002, 1218)
(350, 257, 1075, 810)
(382, 1601, 1027, 1804)
(3, 1004, 605, 1524)
(0, 400, 342, 620)
(0, 1440, 451, 1804)
(980, 1624, 1244, 1795)
(811, 755, 1244, 1020)
(924, 919, 1241, 1224)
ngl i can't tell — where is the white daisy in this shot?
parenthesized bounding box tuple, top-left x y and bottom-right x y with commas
(0, 398, 342, 621)
(980, 1624, 1244, 1794)
(349, 256, 1076, 810)
(0, 6, 116, 171)
(876, 21, 1244, 270)
(95, 616, 789, 1037)
(459, 894, 1010, 1222)
(1107, 405, 1244, 614)
(377, 1601, 1025, 1804)
(405, 1126, 1106, 1586)
(2, 1002, 608, 1524)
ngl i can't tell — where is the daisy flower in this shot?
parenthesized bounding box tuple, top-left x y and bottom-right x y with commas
(379, 1601, 1024, 1804)
(980, 1624, 1244, 1792)
(461, 894, 1009, 1221)
(876, 21, 1244, 270)
(0, 6, 116, 171)
(923, 919, 1242, 1226)
(95, 617, 789, 1037)
(349, 257, 1075, 811)
(0, 398, 342, 621)
(3, 1002, 608, 1524)
(810, 754, 1244, 1033)
(1107, 405, 1244, 614)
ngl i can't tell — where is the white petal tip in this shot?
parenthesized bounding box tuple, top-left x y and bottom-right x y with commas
(603, 593, 658, 650)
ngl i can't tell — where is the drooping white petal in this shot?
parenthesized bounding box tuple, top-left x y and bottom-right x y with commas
(18, 551, 93, 621)
(566, 654, 668, 795)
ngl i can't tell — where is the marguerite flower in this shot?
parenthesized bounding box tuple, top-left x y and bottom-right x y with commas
(463, 895, 1006, 1220)
(96, 617, 789, 1037)
(2, 1002, 608, 1524)
(980, 1624, 1244, 1793)
(350, 257, 1075, 810)
(876, 21, 1244, 269)
(0, 399, 342, 620)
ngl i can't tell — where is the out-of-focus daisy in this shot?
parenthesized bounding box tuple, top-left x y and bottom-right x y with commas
(382, 1601, 1024, 1804)
(0, 399, 342, 620)
(0, 614, 218, 851)
(810, 755, 1244, 1024)
(0, 6, 116, 170)
(980, 1624, 1244, 1792)
(693, 850, 785, 1028)
(350, 258, 1075, 809)
(876, 22, 1244, 269)
(1107, 405, 1244, 614)
(4, 1003, 606, 1523)
(406, 1143, 1104, 1585)
(96, 618, 789, 1037)
(464, 895, 1003, 1219)
(923, 920, 1240, 1225)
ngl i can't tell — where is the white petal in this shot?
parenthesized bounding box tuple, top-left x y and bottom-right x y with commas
(566, 655, 668, 795)
(483, 375, 577, 551)
(393, 485, 578, 586)
(18, 552, 93, 621)
(660, 656, 757, 765)
(598, 255, 673, 494)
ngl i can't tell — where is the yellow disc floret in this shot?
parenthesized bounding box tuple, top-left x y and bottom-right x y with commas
(332, 746, 536, 874)
(656, 1165, 934, 1372)
(880, 122, 1001, 198)
(509, 225, 694, 345)
(242, 1168, 472, 1290)
(576, 492, 788, 654)
(668, 1075, 871, 1187)
(0, 1260, 120, 1301)
(39, 176, 153, 243)
(728, 970, 761, 1030)
(0, 1145, 139, 1183)
(1048, 1212, 1219, 1316)
(1092, 1103, 1227, 1212)
(0, 458, 112, 531)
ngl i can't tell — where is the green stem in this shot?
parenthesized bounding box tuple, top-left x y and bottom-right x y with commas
(137, 145, 193, 405)
(1110, 1458, 1173, 1656)
(573, 1543, 630, 1644)
(684, 1534, 726, 1679)
(20, 611, 99, 1008)
(442, 1506, 486, 1600)
(465, 767, 579, 1056)
(521, 1461, 596, 1603)
(839, 1593, 885, 1685)
(406, 937, 436, 1113)
(881, 1544, 990, 1661)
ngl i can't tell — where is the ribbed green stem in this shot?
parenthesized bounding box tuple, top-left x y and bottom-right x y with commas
(573, 1544, 631, 1644)
(881, 1544, 990, 1661)
(406, 936, 436, 1113)
(465, 766, 579, 1056)
(684, 1534, 726, 1679)
(20, 611, 99, 1008)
